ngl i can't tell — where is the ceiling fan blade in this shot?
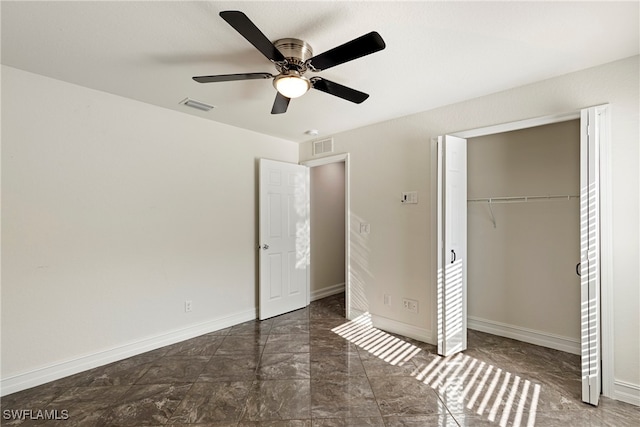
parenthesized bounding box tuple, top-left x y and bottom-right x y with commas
(271, 92, 291, 114)
(220, 11, 285, 62)
(193, 73, 273, 83)
(311, 78, 369, 104)
(307, 32, 385, 71)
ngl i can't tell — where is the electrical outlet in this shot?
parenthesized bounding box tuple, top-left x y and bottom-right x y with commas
(402, 298, 418, 313)
(384, 294, 391, 306)
(185, 300, 192, 313)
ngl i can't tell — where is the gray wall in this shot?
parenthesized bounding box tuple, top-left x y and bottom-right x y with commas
(300, 55, 639, 394)
(1, 66, 299, 388)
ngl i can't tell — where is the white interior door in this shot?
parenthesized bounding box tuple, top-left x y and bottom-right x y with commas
(580, 106, 605, 406)
(437, 135, 468, 356)
(259, 159, 310, 320)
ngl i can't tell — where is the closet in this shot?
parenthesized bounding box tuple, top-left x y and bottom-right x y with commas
(466, 119, 581, 353)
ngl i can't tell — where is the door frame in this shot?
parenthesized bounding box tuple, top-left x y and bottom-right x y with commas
(432, 106, 613, 398)
(301, 153, 352, 319)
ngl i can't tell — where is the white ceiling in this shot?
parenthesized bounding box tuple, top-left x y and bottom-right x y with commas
(2, 1, 638, 142)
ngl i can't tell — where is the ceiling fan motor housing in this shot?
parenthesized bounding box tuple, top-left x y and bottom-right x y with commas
(274, 38, 313, 72)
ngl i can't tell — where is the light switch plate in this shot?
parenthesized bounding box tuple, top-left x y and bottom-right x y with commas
(401, 191, 418, 204)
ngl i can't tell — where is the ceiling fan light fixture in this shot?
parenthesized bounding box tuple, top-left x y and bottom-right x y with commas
(273, 72, 310, 99)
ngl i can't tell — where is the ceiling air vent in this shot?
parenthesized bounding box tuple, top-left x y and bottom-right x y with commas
(179, 97, 214, 112)
(313, 137, 334, 156)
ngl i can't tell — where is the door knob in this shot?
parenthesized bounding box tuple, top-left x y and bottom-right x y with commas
(262, 244, 270, 250)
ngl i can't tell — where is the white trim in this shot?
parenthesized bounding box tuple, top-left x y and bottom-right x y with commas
(595, 104, 614, 399)
(468, 316, 581, 355)
(305, 165, 311, 307)
(343, 156, 351, 319)
(302, 152, 348, 167)
(452, 111, 580, 139)
(302, 152, 352, 320)
(0, 308, 256, 397)
(344, 153, 353, 320)
(430, 137, 439, 351)
(613, 380, 640, 407)
(310, 283, 345, 302)
(371, 314, 432, 344)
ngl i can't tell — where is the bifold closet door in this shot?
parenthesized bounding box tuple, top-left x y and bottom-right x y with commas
(436, 135, 467, 357)
(580, 105, 607, 406)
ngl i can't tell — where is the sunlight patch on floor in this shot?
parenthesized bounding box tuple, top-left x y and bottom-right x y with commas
(332, 313, 541, 426)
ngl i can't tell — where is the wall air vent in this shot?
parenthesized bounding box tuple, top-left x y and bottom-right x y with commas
(179, 98, 215, 112)
(313, 137, 334, 156)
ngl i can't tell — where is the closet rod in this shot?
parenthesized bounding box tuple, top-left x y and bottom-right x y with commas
(467, 194, 579, 204)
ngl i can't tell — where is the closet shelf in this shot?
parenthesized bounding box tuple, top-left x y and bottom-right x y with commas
(467, 195, 579, 204)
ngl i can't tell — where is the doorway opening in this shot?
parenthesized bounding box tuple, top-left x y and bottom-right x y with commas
(302, 154, 351, 318)
(466, 119, 581, 357)
(434, 106, 612, 404)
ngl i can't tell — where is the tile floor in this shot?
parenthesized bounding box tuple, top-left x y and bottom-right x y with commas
(1, 293, 638, 426)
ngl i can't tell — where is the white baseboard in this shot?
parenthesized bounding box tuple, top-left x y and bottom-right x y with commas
(467, 316, 580, 355)
(2, 284, 345, 397)
(371, 314, 433, 345)
(310, 282, 345, 301)
(614, 380, 640, 406)
(0, 308, 257, 397)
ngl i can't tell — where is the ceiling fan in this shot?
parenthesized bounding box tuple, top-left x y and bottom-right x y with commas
(192, 11, 386, 114)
